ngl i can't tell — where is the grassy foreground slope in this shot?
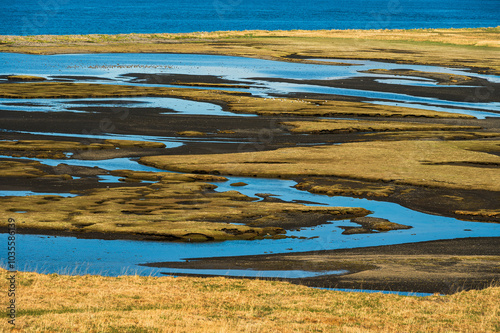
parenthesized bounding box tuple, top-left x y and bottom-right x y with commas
(1, 269, 499, 332)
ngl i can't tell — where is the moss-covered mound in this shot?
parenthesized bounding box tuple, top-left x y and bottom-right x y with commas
(1, 171, 370, 241)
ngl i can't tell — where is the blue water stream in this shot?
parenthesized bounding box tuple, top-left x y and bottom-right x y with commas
(1, 53, 499, 294)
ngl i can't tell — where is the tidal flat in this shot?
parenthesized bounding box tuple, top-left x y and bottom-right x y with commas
(0, 28, 499, 294)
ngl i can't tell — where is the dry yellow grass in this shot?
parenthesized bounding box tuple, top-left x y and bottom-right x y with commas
(0, 139, 165, 159)
(2, 27, 498, 46)
(455, 209, 500, 219)
(227, 97, 474, 118)
(1, 269, 499, 332)
(295, 179, 396, 198)
(281, 119, 480, 134)
(176, 131, 207, 137)
(6, 75, 46, 81)
(361, 69, 477, 85)
(0, 160, 46, 178)
(363, 130, 500, 141)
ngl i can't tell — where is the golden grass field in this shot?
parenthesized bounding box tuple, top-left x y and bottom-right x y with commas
(1, 269, 499, 332)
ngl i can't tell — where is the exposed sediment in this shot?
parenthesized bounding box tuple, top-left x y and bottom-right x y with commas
(144, 237, 500, 294)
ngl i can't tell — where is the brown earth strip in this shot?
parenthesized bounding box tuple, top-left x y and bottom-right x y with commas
(249, 76, 500, 103)
(143, 237, 500, 294)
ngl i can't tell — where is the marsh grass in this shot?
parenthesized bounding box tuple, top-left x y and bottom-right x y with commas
(140, 140, 500, 192)
(0, 171, 369, 241)
(1, 269, 499, 332)
(281, 119, 481, 134)
(6, 75, 46, 81)
(0, 139, 165, 159)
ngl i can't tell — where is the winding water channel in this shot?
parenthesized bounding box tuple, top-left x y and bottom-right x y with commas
(1, 53, 499, 289)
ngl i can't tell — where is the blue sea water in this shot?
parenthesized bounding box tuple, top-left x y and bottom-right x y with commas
(1, 0, 498, 35)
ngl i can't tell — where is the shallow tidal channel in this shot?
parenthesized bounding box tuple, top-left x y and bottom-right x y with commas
(1, 155, 500, 283)
(1, 52, 500, 294)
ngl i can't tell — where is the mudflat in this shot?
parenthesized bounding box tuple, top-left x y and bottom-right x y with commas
(0, 28, 499, 292)
(144, 237, 500, 294)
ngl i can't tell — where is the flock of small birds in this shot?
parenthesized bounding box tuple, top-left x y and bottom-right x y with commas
(67, 64, 176, 70)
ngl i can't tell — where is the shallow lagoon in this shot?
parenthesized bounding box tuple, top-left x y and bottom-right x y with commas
(2, 156, 500, 280)
(1, 53, 499, 284)
(1, 53, 499, 118)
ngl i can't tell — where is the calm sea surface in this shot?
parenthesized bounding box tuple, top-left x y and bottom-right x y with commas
(1, 0, 498, 35)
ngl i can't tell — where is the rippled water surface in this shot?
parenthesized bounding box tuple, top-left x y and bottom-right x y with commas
(1, 0, 498, 35)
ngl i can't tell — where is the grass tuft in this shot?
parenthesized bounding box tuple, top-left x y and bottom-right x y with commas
(1, 269, 499, 332)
